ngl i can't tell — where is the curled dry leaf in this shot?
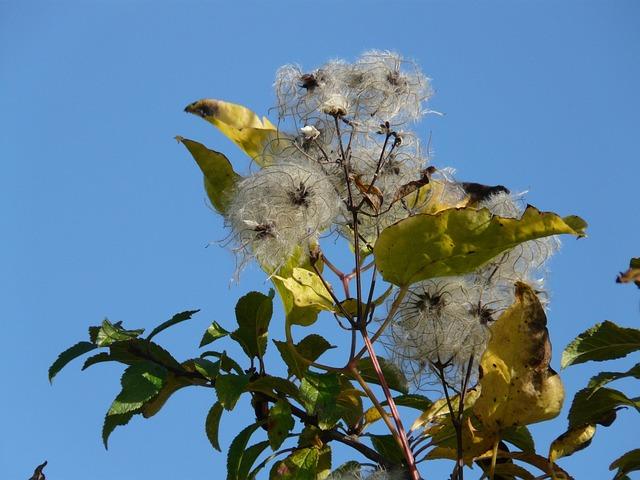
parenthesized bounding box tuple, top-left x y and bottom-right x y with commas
(352, 174, 384, 212)
(391, 166, 435, 204)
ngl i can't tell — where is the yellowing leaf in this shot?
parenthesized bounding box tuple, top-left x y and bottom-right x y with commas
(175, 137, 240, 214)
(273, 267, 335, 326)
(184, 99, 281, 166)
(426, 416, 496, 464)
(374, 205, 586, 286)
(549, 424, 596, 463)
(411, 388, 480, 432)
(270, 247, 327, 327)
(474, 282, 564, 432)
(408, 179, 468, 214)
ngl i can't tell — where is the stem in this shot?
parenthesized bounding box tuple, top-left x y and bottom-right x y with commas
(350, 367, 399, 442)
(310, 263, 354, 324)
(361, 331, 420, 480)
(321, 252, 352, 299)
(488, 439, 499, 480)
(354, 286, 408, 360)
(435, 364, 463, 480)
(285, 397, 391, 468)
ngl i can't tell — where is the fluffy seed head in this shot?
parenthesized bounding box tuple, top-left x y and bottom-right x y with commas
(227, 159, 342, 272)
(388, 279, 490, 387)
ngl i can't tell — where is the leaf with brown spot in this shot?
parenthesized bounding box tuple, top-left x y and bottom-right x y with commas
(474, 283, 565, 433)
(184, 99, 282, 166)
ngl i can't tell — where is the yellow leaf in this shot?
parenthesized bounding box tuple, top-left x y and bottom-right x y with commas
(270, 250, 333, 327)
(474, 282, 565, 433)
(549, 424, 596, 463)
(274, 268, 334, 311)
(184, 98, 282, 166)
(175, 136, 241, 214)
(426, 416, 496, 464)
(363, 405, 385, 425)
(406, 179, 468, 214)
(374, 205, 586, 286)
(411, 388, 480, 432)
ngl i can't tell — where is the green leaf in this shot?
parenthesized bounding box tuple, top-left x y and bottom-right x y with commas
(186, 358, 222, 381)
(215, 373, 251, 410)
(317, 446, 332, 480)
(568, 387, 640, 429)
(231, 291, 273, 360)
(199, 321, 230, 348)
(109, 338, 183, 370)
(176, 136, 241, 213)
(297, 425, 322, 448)
(300, 372, 341, 429)
(142, 372, 194, 418)
(205, 402, 224, 451)
(201, 350, 244, 374)
(247, 375, 300, 401)
(588, 363, 640, 394)
(270, 447, 319, 480)
(184, 98, 280, 166)
(336, 387, 364, 429)
(238, 441, 271, 480)
(248, 450, 286, 480)
(267, 399, 295, 450)
(610, 449, 640, 479)
(274, 334, 335, 379)
(49, 341, 96, 382)
(108, 362, 167, 416)
(82, 352, 113, 370)
(562, 321, 640, 368)
(370, 434, 405, 465)
(226, 422, 264, 480)
(94, 319, 144, 347)
(102, 411, 135, 449)
(502, 425, 535, 454)
(374, 205, 586, 286)
(273, 267, 335, 326)
(356, 356, 409, 394)
(146, 309, 199, 342)
(383, 393, 432, 411)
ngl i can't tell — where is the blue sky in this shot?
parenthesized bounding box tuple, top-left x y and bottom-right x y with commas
(2, 1, 639, 479)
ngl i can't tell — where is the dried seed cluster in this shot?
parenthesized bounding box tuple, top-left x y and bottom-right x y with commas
(224, 51, 559, 389)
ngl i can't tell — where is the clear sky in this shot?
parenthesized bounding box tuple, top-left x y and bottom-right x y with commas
(2, 1, 639, 479)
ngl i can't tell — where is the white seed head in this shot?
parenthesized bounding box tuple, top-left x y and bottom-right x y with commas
(349, 50, 432, 125)
(475, 191, 560, 306)
(321, 93, 349, 116)
(227, 159, 342, 272)
(300, 125, 321, 140)
(387, 279, 490, 387)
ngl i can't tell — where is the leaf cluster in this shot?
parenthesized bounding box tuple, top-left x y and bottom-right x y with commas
(551, 257, 640, 480)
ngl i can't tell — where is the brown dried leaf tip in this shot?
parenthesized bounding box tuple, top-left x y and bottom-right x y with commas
(29, 461, 47, 480)
(616, 257, 640, 288)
